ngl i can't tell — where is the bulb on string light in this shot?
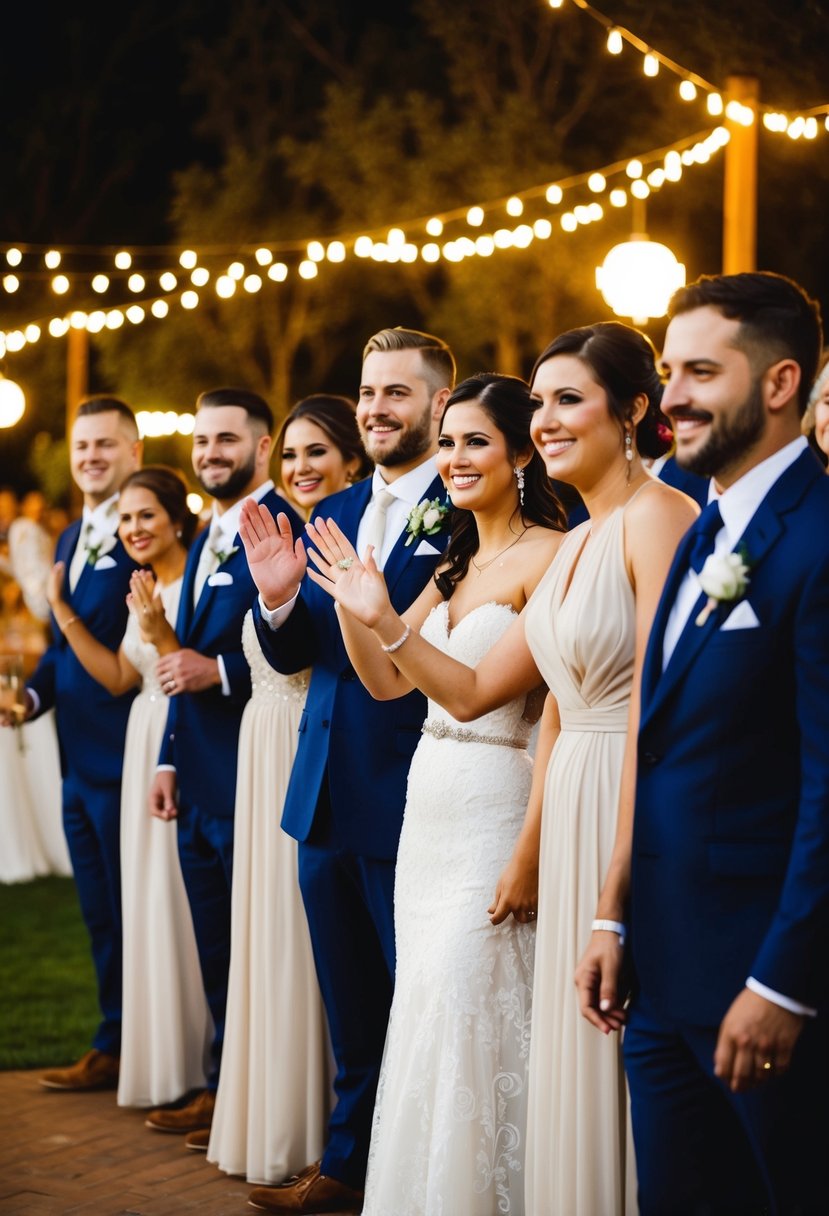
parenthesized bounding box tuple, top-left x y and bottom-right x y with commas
(307, 241, 325, 262)
(179, 250, 198, 270)
(609, 189, 627, 207)
(128, 273, 146, 293)
(387, 228, 406, 247)
(548, 0, 564, 7)
(588, 173, 606, 193)
(475, 235, 495, 256)
(180, 291, 199, 309)
(561, 213, 578, 232)
(626, 159, 643, 179)
(105, 310, 125, 329)
(69, 311, 88, 329)
(243, 274, 263, 292)
(679, 80, 697, 101)
(268, 262, 289, 281)
(91, 274, 109, 293)
(191, 267, 210, 286)
(643, 53, 659, 77)
(216, 276, 236, 298)
(45, 250, 61, 269)
(804, 117, 818, 139)
(326, 241, 346, 262)
(533, 218, 553, 239)
(298, 260, 318, 279)
(546, 184, 563, 205)
(506, 197, 524, 217)
(87, 312, 106, 333)
(5, 331, 26, 352)
(114, 251, 132, 270)
(159, 272, 177, 291)
(3, 275, 19, 293)
(707, 93, 723, 116)
(354, 236, 373, 258)
(606, 28, 623, 55)
(467, 206, 484, 227)
(24, 324, 40, 343)
(422, 244, 441, 263)
(493, 229, 513, 248)
(630, 179, 650, 200)
(52, 274, 70, 294)
(126, 306, 145, 324)
(151, 300, 169, 318)
(228, 262, 245, 280)
(6, 249, 22, 267)
(49, 318, 70, 337)
(426, 218, 443, 237)
(255, 248, 273, 266)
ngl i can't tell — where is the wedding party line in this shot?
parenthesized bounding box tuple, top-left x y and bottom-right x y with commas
(2, 268, 828, 1216)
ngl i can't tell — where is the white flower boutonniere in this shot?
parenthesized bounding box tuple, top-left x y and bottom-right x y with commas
(212, 544, 239, 566)
(85, 532, 118, 566)
(404, 497, 449, 546)
(695, 548, 751, 626)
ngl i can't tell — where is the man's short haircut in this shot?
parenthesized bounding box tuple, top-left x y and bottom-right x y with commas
(196, 387, 274, 434)
(75, 395, 139, 439)
(669, 272, 823, 415)
(362, 327, 456, 397)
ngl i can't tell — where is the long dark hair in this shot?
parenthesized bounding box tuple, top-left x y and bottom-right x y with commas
(435, 373, 566, 600)
(119, 466, 199, 547)
(276, 394, 373, 484)
(532, 321, 671, 459)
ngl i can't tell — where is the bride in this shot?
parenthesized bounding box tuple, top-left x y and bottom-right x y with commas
(305, 373, 564, 1215)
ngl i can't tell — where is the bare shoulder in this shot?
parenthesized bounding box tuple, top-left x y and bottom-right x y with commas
(626, 477, 699, 534)
(521, 525, 565, 594)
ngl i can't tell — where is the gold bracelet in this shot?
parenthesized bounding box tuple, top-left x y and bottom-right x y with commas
(61, 615, 80, 633)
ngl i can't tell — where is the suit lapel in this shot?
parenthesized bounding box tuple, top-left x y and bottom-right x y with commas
(383, 474, 448, 597)
(643, 447, 822, 727)
(178, 528, 207, 637)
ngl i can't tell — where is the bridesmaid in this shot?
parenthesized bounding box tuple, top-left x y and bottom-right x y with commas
(201, 395, 371, 1183)
(46, 465, 211, 1107)
(300, 325, 697, 1214)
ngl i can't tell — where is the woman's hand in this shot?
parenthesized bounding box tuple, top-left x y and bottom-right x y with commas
(129, 570, 177, 649)
(488, 849, 539, 926)
(574, 931, 629, 1035)
(305, 517, 393, 629)
(46, 561, 66, 611)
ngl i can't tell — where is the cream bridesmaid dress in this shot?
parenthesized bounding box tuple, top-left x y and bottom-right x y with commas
(523, 499, 641, 1215)
(208, 610, 332, 1184)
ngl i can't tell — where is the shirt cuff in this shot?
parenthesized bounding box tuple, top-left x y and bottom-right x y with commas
(25, 687, 41, 716)
(259, 588, 299, 630)
(156, 764, 177, 774)
(746, 976, 817, 1018)
(216, 654, 231, 697)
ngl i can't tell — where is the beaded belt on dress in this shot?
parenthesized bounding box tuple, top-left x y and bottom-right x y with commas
(421, 718, 527, 750)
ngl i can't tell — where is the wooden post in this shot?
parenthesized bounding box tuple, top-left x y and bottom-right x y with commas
(723, 75, 759, 274)
(66, 327, 89, 512)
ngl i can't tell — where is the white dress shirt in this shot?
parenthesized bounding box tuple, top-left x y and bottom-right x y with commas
(660, 436, 815, 1017)
(260, 456, 440, 629)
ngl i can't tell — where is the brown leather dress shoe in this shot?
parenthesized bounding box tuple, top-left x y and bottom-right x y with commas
(184, 1127, 211, 1152)
(248, 1161, 364, 1213)
(40, 1049, 119, 1091)
(145, 1088, 215, 1133)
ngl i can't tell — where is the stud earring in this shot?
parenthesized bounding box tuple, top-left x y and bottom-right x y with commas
(514, 465, 525, 507)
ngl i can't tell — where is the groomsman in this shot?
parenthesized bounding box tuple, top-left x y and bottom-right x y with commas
(145, 388, 302, 1134)
(10, 398, 141, 1090)
(581, 272, 829, 1214)
(239, 327, 454, 1214)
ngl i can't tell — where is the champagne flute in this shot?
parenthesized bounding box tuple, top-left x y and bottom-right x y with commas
(0, 655, 26, 747)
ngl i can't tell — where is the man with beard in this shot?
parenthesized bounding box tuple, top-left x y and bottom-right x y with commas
(576, 273, 829, 1215)
(145, 388, 302, 1135)
(238, 328, 454, 1214)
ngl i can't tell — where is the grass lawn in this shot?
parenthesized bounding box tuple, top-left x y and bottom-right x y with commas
(0, 876, 98, 1069)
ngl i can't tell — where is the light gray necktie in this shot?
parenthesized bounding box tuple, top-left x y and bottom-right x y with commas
(68, 520, 93, 593)
(364, 489, 395, 570)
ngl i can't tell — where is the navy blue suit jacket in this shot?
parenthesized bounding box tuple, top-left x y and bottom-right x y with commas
(28, 520, 137, 785)
(632, 446, 829, 1026)
(160, 488, 302, 818)
(657, 455, 710, 508)
(253, 474, 449, 859)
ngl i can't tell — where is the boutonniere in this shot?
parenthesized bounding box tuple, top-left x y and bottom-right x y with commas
(404, 497, 449, 546)
(695, 547, 751, 626)
(85, 533, 117, 566)
(212, 544, 239, 566)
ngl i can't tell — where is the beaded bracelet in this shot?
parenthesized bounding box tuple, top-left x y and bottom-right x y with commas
(381, 624, 411, 654)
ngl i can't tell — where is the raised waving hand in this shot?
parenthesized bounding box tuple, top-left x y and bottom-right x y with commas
(238, 499, 307, 610)
(305, 517, 394, 629)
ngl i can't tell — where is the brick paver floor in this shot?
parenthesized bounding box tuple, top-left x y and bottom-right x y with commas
(0, 1071, 251, 1215)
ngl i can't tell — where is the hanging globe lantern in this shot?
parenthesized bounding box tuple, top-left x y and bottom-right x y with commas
(596, 235, 685, 326)
(0, 375, 25, 428)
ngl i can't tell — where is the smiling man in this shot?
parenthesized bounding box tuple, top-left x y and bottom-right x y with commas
(144, 388, 302, 1136)
(10, 397, 142, 1093)
(239, 327, 454, 1214)
(579, 273, 829, 1215)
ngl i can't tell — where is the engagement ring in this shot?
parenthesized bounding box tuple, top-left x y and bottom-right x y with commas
(336, 557, 354, 571)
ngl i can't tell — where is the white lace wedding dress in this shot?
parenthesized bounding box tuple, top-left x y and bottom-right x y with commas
(363, 600, 536, 1216)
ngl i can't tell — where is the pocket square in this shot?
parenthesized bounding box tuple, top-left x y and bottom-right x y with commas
(720, 599, 760, 630)
(414, 539, 443, 556)
(207, 571, 234, 587)
(93, 555, 118, 571)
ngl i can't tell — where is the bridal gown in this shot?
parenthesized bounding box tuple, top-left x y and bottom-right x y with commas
(208, 611, 332, 1184)
(118, 580, 213, 1106)
(523, 505, 639, 1214)
(363, 600, 536, 1216)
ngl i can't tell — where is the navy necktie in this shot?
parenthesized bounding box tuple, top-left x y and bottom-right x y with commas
(688, 500, 723, 574)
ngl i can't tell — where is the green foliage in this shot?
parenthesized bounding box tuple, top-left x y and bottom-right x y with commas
(0, 877, 99, 1068)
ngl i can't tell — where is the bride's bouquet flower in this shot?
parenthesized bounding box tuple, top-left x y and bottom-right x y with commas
(404, 497, 449, 546)
(695, 548, 751, 626)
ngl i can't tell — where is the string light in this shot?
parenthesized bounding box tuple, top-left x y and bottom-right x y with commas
(191, 267, 210, 286)
(679, 80, 697, 102)
(114, 251, 132, 270)
(159, 272, 177, 291)
(6, 249, 22, 267)
(44, 250, 61, 269)
(606, 28, 623, 55)
(127, 273, 146, 293)
(255, 248, 273, 265)
(643, 53, 659, 77)
(467, 206, 485, 226)
(52, 274, 70, 294)
(3, 275, 19, 293)
(179, 250, 198, 270)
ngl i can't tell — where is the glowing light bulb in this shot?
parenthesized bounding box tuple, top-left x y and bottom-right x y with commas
(151, 300, 169, 318)
(159, 272, 177, 291)
(180, 290, 199, 309)
(114, 251, 132, 270)
(631, 180, 651, 199)
(268, 263, 288, 281)
(307, 241, 325, 262)
(216, 276, 236, 298)
(243, 274, 263, 292)
(45, 250, 61, 269)
(92, 274, 109, 293)
(3, 275, 19, 293)
(506, 197, 523, 217)
(326, 241, 346, 262)
(626, 159, 643, 179)
(255, 248, 273, 266)
(298, 260, 318, 279)
(606, 28, 623, 55)
(643, 53, 659, 77)
(467, 206, 484, 227)
(533, 218, 553, 239)
(179, 250, 198, 270)
(52, 274, 70, 294)
(426, 218, 443, 237)
(228, 262, 245, 280)
(24, 324, 41, 342)
(421, 244, 441, 263)
(707, 93, 723, 116)
(609, 189, 627, 207)
(6, 248, 22, 267)
(588, 173, 606, 193)
(679, 80, 697, 101)
(546, 184, 563, 205)
(126, 306, 145, 324)
(560, 213, 577, 232)
(354, 236, 373, 258)
(191, 267, 210, 287)
(127, 273, 145, 293)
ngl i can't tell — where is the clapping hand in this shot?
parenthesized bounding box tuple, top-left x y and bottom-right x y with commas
(239, 500, 307, 610)
(129, 570, 176, 648)
(305, 517, 391, 628)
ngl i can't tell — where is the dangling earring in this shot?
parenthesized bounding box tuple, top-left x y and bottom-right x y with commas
(624, 426, 634, 481)
(176, 529, 183, 538)
(514, 465, 525, 507)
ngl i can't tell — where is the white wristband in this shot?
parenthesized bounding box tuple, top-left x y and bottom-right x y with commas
(592, 918, 626, 946)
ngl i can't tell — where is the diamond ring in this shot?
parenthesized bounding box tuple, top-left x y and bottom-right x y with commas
(336, 557, 354, 571)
